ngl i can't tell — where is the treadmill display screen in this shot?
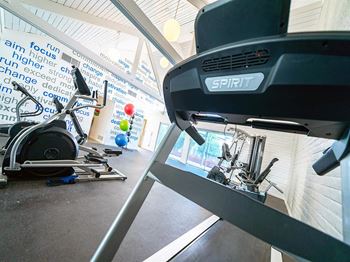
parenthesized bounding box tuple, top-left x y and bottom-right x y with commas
(205, 72, 264, 92)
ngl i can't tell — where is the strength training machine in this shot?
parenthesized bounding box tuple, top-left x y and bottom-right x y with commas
(92, 0, 350, 261)
(207, 126, 282, 202)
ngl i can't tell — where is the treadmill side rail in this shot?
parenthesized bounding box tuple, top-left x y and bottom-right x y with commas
(149, 162, 350, 261)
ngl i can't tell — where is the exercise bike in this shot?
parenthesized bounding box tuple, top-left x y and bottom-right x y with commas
(0, 66, 127, 186)
(0, 81, 44, 154)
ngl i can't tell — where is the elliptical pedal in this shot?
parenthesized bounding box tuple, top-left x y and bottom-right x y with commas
(85, 154, 108, 163)
(103, 148, 122, 156)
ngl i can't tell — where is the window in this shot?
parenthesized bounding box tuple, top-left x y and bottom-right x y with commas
(203, 132, 229, 169)
(170, 132, 185, 159)
(155, 123, 233, 170)
(187, 130, 232, 170)
(155, 123, 169, 149)
(187, 131, 208, 168)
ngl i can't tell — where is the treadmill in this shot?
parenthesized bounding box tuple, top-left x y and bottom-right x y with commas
(92, 0, 350, 261)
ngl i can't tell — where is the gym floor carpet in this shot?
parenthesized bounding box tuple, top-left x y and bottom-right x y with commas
(0, 142, 290, 262)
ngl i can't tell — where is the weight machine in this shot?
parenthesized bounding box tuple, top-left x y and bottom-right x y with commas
(207, 127, 281, 202)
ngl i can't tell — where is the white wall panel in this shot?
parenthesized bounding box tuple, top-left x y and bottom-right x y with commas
(285, 136, 342, 240)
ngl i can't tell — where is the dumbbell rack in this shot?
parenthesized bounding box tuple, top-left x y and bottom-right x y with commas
(91, 123, 350, 261)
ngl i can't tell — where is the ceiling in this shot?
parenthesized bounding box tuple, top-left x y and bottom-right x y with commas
(1, 0, 329, 55)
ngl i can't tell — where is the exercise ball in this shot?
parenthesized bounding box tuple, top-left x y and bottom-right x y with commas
(115, 134, 128, 147)
(124, 103, 135, 116)
(119, 119, 129, 131)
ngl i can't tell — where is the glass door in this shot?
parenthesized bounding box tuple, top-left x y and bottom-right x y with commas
(170, 132, 186, 160)
(203, 132, 228, 170)
(187, 131, 208, 168)
(155, 123, 169, 150)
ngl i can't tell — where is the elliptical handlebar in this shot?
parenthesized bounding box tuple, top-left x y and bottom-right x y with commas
(70, 80, 108, 112)
(11, 81, 44, 120)
(12, 80, 30, 96)
(67, 80, 108, 145)
(102, 80, 107, 107)
(52, 66, 109, 145)
(63, 66, 109, 145)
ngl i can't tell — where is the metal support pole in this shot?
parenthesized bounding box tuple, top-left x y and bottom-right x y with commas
(109, 0, 183, 65)
(58, 90, 79, 121)
(131, 38, 144, 76)
(91, 124, 181, 262)
(341, 154, 350, 243)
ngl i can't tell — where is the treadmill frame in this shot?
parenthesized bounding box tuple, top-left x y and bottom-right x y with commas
(92, 123, 350, 261)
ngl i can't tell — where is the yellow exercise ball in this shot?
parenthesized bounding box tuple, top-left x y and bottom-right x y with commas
(163, 18, 181, 42)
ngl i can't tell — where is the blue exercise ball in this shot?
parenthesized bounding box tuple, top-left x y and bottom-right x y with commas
(115, 133, 128, 147)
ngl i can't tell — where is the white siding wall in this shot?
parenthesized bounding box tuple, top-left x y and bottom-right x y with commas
(279, 0, 350, 240)
(285, 137, 342, 239)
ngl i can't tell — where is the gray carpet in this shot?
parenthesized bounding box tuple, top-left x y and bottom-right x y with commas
(0, 140, 290, 262)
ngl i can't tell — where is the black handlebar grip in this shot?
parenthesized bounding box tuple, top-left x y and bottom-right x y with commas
(312, 148, 339, 176)
(12, 81, 30, 96)
(103, 80, 108, 106)
(185, 125, 205, 145)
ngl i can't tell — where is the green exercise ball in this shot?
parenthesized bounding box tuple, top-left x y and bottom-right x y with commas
(119, 119, 129, 131)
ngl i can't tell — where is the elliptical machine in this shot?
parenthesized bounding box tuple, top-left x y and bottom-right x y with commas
(0, 66, 127, 186)
(0, 81, 44, 154)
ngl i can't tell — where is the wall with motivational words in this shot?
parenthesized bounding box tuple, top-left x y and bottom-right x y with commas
(0, 29, 164, 149)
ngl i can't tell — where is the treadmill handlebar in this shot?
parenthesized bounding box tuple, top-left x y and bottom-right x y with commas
(185, 125, 205, 145)
(313, 128, 350, 176)
(312, 148, 339, 176)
